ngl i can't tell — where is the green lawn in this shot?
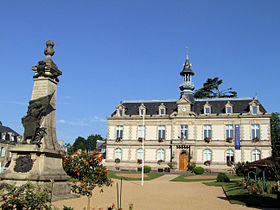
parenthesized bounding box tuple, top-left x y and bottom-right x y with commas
(203, 180, 279, 208)
(223, 182, 279, 208)
(171, 174, 241, 182)
(108, 172, 164, 181)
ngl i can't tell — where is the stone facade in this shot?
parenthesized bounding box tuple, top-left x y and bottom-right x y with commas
(105, 55, 271, 173)
(0, 124, 21, 173)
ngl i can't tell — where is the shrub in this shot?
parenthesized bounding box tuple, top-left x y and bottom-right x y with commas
(189, 162, 196, 172)
(234, 162, 249, 177)
(0, 181, 53, 210)
(144, 165, 151, 173)
(167, 162, 175, 169)
(193, 167, 204, 175)
(217, 173, 230, 182)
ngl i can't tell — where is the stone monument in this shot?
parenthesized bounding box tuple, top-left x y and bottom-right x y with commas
(0, 40, 71, 199)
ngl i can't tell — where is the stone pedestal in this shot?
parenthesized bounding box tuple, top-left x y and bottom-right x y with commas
(0, 41, 74, 200)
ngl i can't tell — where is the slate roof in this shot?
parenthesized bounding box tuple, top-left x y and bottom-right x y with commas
(0, 125, 20, 136)
(114, 98, 267, 116)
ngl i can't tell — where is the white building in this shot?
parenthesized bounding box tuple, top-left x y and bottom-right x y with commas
(105, 55, 271, 172)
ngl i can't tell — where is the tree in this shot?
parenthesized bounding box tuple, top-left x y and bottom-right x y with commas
(62, 151, 112, 210)
(72, 136, 87, 152)
(271, 112, 280, 157)
(194, 77, 237, 98)
(86, 134, 103, 152)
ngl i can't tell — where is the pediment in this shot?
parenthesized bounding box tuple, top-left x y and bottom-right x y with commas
(176, 95, 192, 105)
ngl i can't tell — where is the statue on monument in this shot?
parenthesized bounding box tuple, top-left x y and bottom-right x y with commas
(21, 92, 54, 146)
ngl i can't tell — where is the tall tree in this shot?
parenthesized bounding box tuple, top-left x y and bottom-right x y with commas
(72, 136, 87, 152)
(86, 134, 103, 152)
(271, 112, 280, 157)
(194, 77, 237, 98)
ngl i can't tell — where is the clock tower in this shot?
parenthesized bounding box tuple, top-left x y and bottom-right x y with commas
(179, 52, 195, 102)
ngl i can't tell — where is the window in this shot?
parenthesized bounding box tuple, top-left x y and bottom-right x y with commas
(204, 125, 212, 139)
(251, 124, 260, 139)
(160, 109, 165, 115)
(180, 125, 188, 139)
(157, 149, 165, 161)
(0, 147, 3, 157)
(158, 125, 166, 139)
(140, 109, 145, 116)
(119, 109, 123, 116)
(226, 107, 232, 114)
(115, 148, 122, 160)
(226, 149, 234, 162)
(203, 149, 212, 162)
(252, 106, 257, 115)
(1, 147, 6, 157)
(8, 152, 11, 158)
(205, 107, 210, 114)
(138, 125, 145, 139)
(116, 125, 123, 139)
(252, 149, 261, 161)
(5, 133, 10, 141)
(137, 148, 144, 160)
(226, 125, 234, 139)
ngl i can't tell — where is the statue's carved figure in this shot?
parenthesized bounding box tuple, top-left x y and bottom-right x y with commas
(21, 92, 54, 146)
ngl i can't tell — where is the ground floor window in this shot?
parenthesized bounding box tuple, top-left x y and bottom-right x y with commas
(203, 149, 212, 162)
(226, 149, 234, 162)
(157, 149, 165, 161)
(137, 148, 144, 160)
(115, 148, 122, 160)
(252, 149, 261, 161)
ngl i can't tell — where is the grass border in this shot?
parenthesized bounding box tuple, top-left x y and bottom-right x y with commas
(171, 174, 241, 182)
(108, 172, 164, 181)
(222, 181, 279, 208)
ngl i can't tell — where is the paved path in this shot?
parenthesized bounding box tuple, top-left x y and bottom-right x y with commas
(53, 174, 258, 210)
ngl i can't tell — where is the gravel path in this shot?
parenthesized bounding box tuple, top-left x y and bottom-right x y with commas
(53, 174, 257, 210)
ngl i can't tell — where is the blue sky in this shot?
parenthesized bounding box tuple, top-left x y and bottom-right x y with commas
(1, 0, 279, 144)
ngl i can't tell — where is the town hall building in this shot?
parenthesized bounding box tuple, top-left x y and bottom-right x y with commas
(105, 54, 271, 172)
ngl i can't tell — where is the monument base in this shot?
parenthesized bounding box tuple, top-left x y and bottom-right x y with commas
(0, 144, 76, 200)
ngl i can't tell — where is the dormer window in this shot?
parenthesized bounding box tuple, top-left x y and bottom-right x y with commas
(252, 106, 257, 115)
(225, 101, 233, 115)
(226, 107, 232, 114)
(204, 102, 211, 115)
(116, 103, 126, 117)
(138, 103, 146, 116)
(158, 103, 166, 116)
(249, 98, 260, 115)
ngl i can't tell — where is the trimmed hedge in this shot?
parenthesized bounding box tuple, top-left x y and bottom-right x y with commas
(216, 173, 230, 182)
(144, 165, 151, 173)
(193, 167, 204, 175)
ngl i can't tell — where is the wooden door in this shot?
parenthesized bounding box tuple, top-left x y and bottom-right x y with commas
(179, 151, 189, 170)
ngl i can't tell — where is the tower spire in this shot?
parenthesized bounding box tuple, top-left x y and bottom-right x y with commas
(179, 47, 195, 101)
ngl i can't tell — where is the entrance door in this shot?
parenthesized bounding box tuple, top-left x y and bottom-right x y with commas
(179, 151, 189, 170)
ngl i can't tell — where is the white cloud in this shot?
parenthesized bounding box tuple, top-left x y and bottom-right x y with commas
(57, 119, 89, 127)
(90, 116, 107, 123)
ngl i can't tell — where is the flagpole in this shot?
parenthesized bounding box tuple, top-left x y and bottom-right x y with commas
(141, 110, 145, 186)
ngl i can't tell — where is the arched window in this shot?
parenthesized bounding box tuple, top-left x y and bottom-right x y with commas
(157, 149, 165, 161)
(226, 149, 234, 162)
(252, 149, 261, 161)
(137, 148, 144, 160)
(203, 149, 212, 162)
(115, 148, 122, 160)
